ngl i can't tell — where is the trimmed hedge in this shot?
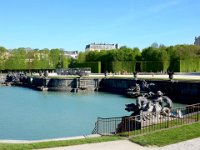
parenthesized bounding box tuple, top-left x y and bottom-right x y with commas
(103, 61, 178, 73)
(180, 59, 200, 72)
(102, 60, 196, 73)
(109, 61, 135, 73)
(76, 61, 101, 73)
(102, 61, 135, 73)
(168, 60, 180, 72)
(135, 60, 200, 72)
(140, 61, 167, 72)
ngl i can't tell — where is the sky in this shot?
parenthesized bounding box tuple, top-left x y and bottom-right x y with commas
(0, 0, 200, 51)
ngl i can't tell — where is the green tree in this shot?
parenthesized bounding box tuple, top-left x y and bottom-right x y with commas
(26, 49, 35, 72)
(32, 49, 52, 70)
(50, 48, 60, 68)
(58, 50, 70, 69)
(5, 48, 27, 70)
(86, 50, 100, 61)
(69, 58, 77, 68)
(0, 46, 7, 70)
(77, 52, 86, 63)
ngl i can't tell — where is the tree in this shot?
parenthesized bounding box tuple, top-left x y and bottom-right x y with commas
(50, 48, 60, 68)
(0, 46, 7, 70)
(32, 49, 52, 70)
(5, 48, 27, 70)
(77, 52, 86, 63)
(69, 58, 77, 68)
(85, 50, 100, 61)
(151, 42, 159, 48)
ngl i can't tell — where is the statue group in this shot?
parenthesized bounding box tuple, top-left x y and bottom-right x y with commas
(125, 80, 182, 121)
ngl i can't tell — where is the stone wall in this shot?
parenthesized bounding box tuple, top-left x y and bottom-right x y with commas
(99, 78, 200, 104)
(25, 77, 200, 104)
(153, 80, 200, 104)
(29, 77, 100, 92)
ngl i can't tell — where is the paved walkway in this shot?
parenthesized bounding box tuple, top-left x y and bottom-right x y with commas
(39, 137, 200, 150)
(42, 73, 200, 80)
(89, 74, 200, 80)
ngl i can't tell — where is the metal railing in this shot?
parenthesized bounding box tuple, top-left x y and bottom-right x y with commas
(92, 103, 200, 137)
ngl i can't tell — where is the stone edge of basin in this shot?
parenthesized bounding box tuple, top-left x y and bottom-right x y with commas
(0, 134, 101, 144)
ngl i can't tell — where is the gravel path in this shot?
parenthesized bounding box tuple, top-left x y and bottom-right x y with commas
(38, 137, 200, 150)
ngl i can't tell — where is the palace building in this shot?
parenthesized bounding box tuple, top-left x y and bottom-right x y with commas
(85, 43, 118, 52)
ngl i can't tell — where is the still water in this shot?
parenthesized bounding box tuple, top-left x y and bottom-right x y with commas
(0, 87, 184, 140)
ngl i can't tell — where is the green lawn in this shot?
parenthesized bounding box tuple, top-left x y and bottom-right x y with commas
(0, 136, 121, 150)
(130, 122, 200, 147)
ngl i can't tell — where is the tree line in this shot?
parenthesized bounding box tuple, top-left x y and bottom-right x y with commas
(76, 44, 200, 73)
(0, 47, 70, 71)
(77, 44, 200, 63)
(1, 44, 200, 72)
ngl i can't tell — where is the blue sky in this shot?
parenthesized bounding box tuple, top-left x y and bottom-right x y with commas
(0, 0, 200, 51)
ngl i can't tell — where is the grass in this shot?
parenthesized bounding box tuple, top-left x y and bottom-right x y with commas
(0, 136, 121, 150)
(130, 122, 200, 147)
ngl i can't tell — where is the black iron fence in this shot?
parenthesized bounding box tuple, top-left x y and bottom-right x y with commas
(92, 103, 200, 137)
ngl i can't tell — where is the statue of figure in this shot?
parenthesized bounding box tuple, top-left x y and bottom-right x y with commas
(167, 70, 174, 80)
(141, 80, 156, 93)
(44, 70, 49, 77)
(39, 71, 43, 77)
(126, 83, 141, 98)
(133, 72, 138, 79)
(151, 91, 163, 114)
(126, 80, 157, 98)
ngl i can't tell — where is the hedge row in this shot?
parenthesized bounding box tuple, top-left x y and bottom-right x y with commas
(168, 60, 181, 72)
(140, 60, 183, 72)
(103, 61, 170, 73)
(76, 61, 101, 73)
(3, 59, 198, 73)
(106, 61, 135, 73)
(76, 60, 200, 73)
(179, 59, 200, 72)
(138, 61, 169, 72)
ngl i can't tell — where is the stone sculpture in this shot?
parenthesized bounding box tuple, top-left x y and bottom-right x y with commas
(6, 72, 27, 83)
(126, 83, 141, 98)
(125, 90, 176, 120)
(126, 80, 156, 98)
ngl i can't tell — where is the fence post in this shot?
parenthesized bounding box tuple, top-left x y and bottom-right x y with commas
(128, 117, 130, 137)
(97, 117, 100, 134)
(197, 104, 199, 122)
(167, 116, 169, 128)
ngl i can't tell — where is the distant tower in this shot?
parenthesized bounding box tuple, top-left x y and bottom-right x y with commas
(194, 36, 200, 46)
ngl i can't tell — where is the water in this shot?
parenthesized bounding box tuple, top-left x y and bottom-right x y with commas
(0, 87, 184, 140)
